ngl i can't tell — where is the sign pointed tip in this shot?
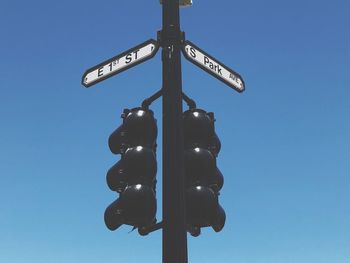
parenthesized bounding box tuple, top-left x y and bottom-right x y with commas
(81, 73, 89, 88)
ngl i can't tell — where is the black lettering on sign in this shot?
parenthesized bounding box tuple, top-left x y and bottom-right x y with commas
(204, 56, 210, 66)
(133, 49, 140, 60)
(204, 56, 214, 70)
(125, 53, 132, 64)
(204, 56, 223, 75)
(190, 47, 196, 58)
(109, 62, 113, 72)
(229, 73, 238, 81)
(209, 62, 214, 70)
(98, 67, 104, 77)
(217, 65, 222, 75)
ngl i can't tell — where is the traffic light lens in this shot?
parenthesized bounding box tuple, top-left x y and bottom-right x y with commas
(109, 108, 158, 154)
(121, 185, 157, 227)
(186, 186, 218, 227)
(184, 109, 214, 148)
(124, 108, 157, 147)
(185, 148, 216, 186)
(123, 146, 157, 185)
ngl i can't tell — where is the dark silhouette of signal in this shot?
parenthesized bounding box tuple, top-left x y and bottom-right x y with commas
(104, 107, 157, 231)
(104, 106, 225, 237)
(183, 108, 226, 236)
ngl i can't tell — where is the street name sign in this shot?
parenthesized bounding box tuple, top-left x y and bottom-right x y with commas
(82, 39, 159, 88)
(182, 40, 245, 93)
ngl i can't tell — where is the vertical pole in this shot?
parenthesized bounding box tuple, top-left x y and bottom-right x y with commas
(161, 1, 188, 263)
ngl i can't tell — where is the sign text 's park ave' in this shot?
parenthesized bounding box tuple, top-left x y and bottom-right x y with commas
(182, 41, 245, 93)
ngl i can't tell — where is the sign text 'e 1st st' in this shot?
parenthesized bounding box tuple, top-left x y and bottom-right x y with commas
(82, 39, 159, 88)
(182, 41, 245, 93)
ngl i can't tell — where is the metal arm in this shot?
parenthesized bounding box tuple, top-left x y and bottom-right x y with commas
(141, 90, 196, 110)
(182, 92, 196, 109)
(138, 221, 163, 236)
(142, 89, 163, 108)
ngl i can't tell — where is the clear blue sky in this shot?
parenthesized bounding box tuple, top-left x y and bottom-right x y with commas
(1, 0, 349, 262)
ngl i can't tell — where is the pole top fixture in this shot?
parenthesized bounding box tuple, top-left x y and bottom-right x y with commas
(159, 0, 193, 7)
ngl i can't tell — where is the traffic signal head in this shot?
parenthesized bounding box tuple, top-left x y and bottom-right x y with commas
(107, 146, 157, 192)
(186, 186, 218, 228)
(105, 107, 158, 233)
(184, 109, 213, 148)
(109, 108, 157, 154)
(183, 109, 221, 156)
(104, 184, 157, 230)
(183, 108, 225, 236)
(184, 147, 216, 187)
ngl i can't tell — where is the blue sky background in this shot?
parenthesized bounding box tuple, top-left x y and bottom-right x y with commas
(1, 0, 349, 262)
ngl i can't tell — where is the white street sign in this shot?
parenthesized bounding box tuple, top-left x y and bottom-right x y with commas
(82, 39, 159, 87)
(182, 41, 245, 93)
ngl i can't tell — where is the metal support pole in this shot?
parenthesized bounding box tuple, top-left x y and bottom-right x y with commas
(161, 1, 188, 263)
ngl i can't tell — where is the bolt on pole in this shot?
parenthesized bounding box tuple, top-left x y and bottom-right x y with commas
(161, 0, 188, 263)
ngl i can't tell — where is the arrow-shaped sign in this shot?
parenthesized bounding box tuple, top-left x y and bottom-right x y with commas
(82, 39, 159, 88)
(182, 40, 245, 93)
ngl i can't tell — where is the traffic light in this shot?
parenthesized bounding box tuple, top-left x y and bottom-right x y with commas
(104, 107, 158, 232)
(183, 108, 226, 236)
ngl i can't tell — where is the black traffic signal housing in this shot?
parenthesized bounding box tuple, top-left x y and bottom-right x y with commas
(183, 108, 226, 236)
(104, 107, 158, 232)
